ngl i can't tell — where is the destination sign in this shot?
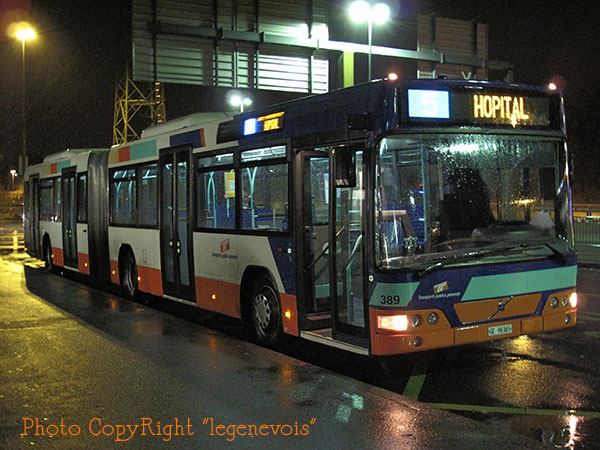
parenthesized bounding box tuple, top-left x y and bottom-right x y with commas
(407, 89, 552, 128)
(244, 111, 285, 136)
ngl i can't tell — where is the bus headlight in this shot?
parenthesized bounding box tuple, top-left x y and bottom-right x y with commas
(550, 297, 559, 308)
(378, 315, 408, 332)
(561, 296, 569, 307)
(570, 292, 578, 308)
(411, 315, 422, 327)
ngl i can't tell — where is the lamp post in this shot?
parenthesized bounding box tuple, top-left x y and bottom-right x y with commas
(14, 26, 36, 175)
(230, 95, 252, 113)
(10, 170, 17, 191)
(349, 1, 390, 81)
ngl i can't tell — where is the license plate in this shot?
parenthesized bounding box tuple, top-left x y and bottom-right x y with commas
(488, 324, 512, 337)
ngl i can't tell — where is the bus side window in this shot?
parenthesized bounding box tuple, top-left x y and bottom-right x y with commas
(240, 145, 288, 232)
(138, 164, 158, 227)
(110, 169, 137, 226)
(241, 163, 288, 231)
(196, 152, 236, 230)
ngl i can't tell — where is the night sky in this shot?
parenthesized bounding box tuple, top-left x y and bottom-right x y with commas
(1, 0, 598, 200)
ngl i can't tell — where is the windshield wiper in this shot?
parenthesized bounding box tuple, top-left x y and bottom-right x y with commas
(417, 241, 570, 278)
(541, 242, 570, 265)
(417, 245, 519, 278)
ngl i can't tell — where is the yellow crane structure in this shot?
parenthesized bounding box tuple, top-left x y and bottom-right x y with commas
(112, 69, 166, 145)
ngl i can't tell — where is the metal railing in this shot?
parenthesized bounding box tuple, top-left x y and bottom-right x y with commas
(574, 216, 600, 246)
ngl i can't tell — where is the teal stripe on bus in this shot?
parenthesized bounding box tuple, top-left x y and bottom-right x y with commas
(461, 265, 577, 301)
(369, 282, 420, 307)
(57, 160, 71, 172)
(130, 140, 157, 161)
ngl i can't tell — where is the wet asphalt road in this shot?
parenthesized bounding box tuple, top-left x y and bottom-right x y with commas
(1, 254, 548, 450)
(2, 221, 600, 449)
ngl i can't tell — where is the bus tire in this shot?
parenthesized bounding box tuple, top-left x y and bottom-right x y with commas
(43, 238, 55, 273)
(121, 251, 139, 300)
(251, 276, 283, 345)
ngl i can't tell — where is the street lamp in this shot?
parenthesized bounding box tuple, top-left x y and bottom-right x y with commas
(230, 95, 252, 113)
(349, 1, 390, 81)
(10, 170, 17, 191)
(14, 25, 36, 175)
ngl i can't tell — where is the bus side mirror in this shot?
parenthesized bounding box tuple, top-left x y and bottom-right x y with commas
(333, 146, 357, 188)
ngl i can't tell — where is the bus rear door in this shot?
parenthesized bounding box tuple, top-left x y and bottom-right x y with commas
(159, 146, 195, 301)
(61, 168, 78, 268)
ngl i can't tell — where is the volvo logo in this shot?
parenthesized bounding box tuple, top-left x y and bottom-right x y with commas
(488, 295, 515, 320)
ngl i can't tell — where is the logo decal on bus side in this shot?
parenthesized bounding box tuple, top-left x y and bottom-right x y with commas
(220, 239, 230, 253)
(434, 281, 449, 294)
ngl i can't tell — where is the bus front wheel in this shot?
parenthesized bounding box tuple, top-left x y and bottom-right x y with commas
(251, 277, 283, 345)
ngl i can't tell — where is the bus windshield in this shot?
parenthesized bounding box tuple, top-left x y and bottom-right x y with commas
(375, 134, 572, 269)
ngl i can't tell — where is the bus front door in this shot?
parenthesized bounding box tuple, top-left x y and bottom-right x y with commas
(61, 168, 78, 268)
(329, 148, 367, 342)
(159, 147, 195, 301)
(299, 149, 368, 349)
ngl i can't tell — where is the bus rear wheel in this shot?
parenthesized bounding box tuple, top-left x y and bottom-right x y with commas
(44, 240, 55, 272)
(251, 277, 283, 345)
(121, 252, 139, 300)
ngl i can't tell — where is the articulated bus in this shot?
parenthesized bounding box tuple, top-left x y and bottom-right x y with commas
(24, 79, 577, 356)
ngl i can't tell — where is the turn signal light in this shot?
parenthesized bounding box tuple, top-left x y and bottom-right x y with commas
(377, 315, 408, 332)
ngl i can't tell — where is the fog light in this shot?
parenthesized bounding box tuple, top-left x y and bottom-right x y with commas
(561, 296, 569, 307)
(378, 315, 408, 332)
(565, 314, 572, 324)
(550, 297, 559, 308)
(428, 312, 439, 325)
(413, 336, 422, 347)
(570, 292, 578, 308)
(411, 315, 422, 327)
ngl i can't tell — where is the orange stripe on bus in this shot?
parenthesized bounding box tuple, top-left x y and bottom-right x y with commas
(200, 128, 206, 147)
(195, 277, 242, 319)
(50, 163, 57, 174)
(118, 146, 131, 162)
(110, 260, 119, 284)
(77, 252, 90, 274)
(454, 293, 541, 324)
(280, 293, 299, 336)
(51, 247, 64, 267)
(137, 265, 163, 297)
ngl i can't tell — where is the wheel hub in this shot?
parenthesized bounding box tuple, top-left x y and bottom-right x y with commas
(254, 293, 272, 330)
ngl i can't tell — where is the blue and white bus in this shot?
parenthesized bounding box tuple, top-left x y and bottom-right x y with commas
(24, 79, 577, 355)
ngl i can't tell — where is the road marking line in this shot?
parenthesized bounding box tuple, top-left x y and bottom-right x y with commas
(402, 355, 430, 400)
(428, 403, 600, 418)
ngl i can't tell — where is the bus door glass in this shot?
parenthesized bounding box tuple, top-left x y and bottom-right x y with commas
(301, 153, 331, 315)
(159, 147, 195, 300)
(299, 147, 367, 343)
(61, 168, 78, 267)
(330, 147, 367, 338)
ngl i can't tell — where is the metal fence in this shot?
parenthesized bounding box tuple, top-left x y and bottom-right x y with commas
(574, 217, 600, 245)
